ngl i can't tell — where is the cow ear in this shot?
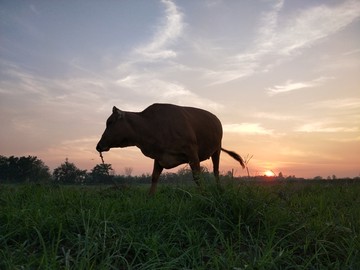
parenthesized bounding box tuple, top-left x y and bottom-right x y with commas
(113, 106, 124, 119)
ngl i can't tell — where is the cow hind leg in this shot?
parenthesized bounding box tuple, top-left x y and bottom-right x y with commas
(211, 149, 221, 186)
(149, 160, 163, 195)
(189, 157, 202, 187)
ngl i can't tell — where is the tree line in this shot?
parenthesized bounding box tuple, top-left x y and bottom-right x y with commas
(1, 155, 358, 185)
(0, 155, 115, 184)
(0, 155, 199, 185)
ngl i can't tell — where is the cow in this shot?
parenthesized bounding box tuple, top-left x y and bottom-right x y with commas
(96, 103, 245, 194)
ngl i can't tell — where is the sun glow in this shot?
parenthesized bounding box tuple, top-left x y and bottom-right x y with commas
(264, 170, 276, 177)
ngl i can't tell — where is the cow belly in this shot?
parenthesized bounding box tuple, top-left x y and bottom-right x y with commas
(198, 144, 220, 161)
(158, 153, 188, 169)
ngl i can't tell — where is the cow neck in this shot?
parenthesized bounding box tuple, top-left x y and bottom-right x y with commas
(125, 111, 153, 154)
(125, 111, 147, 147)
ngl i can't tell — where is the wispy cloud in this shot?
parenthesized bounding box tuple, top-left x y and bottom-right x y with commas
(0, 62, 112, 127)
(113, 0, 222, 111)
(309, 98, 360, 110)
(255, 0, 284, 51)
(255, 112, 296, 121)
(111, 1, 222, 110)
(208, 0, 360, 85)
(223, 123, 274, 135)
(275, 0, 360, 56)
(0, 64, 51, 99)
(267, 81, 313, 95)
(343, 48, 360, 56)
(116, 74, 222, 111)
(295, 122, 358, 133)
(134, 0, 184, 60)
(258, 0, 360, 56)
(328, 136, 360, 143)
(33, 136, 101, 168)
(205, 0, 284, 85)
(279, 147, 342, 161)
(266, 77, 332, 96)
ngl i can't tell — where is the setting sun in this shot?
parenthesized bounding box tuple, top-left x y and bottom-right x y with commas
(264, 170, 276, 177)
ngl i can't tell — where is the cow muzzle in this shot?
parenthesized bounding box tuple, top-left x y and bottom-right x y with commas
(96, 142, 110, 153)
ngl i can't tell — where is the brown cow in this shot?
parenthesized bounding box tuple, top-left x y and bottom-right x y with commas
(96, 103, 245, 194)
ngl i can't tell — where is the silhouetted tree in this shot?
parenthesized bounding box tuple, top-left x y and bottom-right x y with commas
(0, 155, 50, 183)
(53, 158, 87, 184)
(17, 156, 51, 183)
(0, 156, 9, 182)
(90, 163, 114, 183)
(7, 156, 20, 182)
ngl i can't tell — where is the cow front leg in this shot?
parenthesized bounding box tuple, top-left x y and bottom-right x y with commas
(149, 160, 163, 195)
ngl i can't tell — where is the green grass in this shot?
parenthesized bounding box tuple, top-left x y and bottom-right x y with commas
(1, 181, 359, 269)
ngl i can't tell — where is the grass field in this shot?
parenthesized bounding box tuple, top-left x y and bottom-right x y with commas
(1, 180, 359, 269)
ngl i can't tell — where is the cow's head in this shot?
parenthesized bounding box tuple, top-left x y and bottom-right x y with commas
(96, 106, 133, 153)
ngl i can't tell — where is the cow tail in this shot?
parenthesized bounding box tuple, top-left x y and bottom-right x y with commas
(221, 148, 246, 169)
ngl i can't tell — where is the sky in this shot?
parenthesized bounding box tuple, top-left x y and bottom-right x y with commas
(1, 0, 359, 178)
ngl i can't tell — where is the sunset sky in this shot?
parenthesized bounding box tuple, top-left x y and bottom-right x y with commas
(1, 0, 359, 178)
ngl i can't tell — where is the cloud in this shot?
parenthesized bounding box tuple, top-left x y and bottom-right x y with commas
(113, 1, 223, 110)
(266, 77, 332, 96)
(256, 0, 284, 50)
(205, 1, 284, 85)
(275, 0, 360, 56)
(267, 81, 312, 95)
(115, 75, 139, 89)
(0, 62, 113, 140)
(279, 147, 342, 161)
(255, 112, 296, 121)
(208, 0, 360, 85)
(256, 0, 360, 57)
(116, 74, 222, 111)
(328, 136, 360, 143)
(295, 122, 358, 133)
(309, 98, 360, 110)
(32, 136, 101, 169)
(223, 123, 273, 135)
(1, 66, 49, 97)
(204, 62, 258, 86)
(343, 48, 360, 56)
(294, 99, 360, 135)
(0, 3, 216, 118)
(134, 0, 184, 60)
